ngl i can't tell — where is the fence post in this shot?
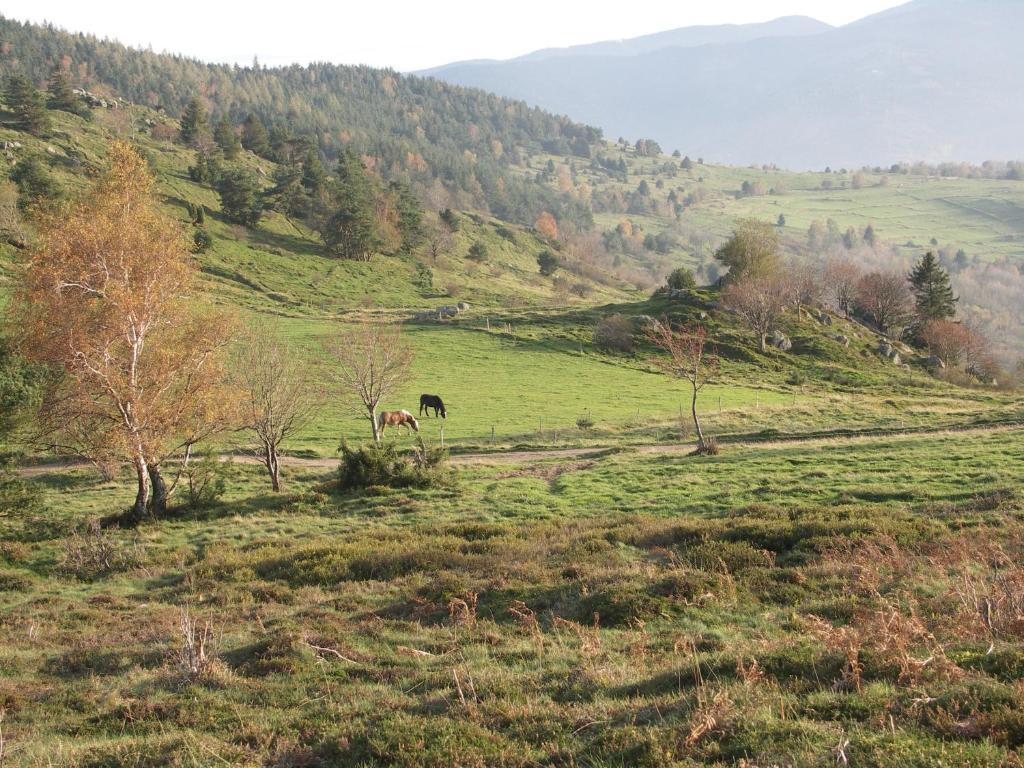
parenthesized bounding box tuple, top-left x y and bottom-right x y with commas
(491, 425, 495, 446)
(440, 424, 445, 449)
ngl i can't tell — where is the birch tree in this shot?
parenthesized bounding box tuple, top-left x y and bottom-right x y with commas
(328, 319, 413, 443)
(13, 142, 234, 519)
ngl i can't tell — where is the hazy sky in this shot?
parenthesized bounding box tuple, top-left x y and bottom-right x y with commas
(2, 0, 908, 71)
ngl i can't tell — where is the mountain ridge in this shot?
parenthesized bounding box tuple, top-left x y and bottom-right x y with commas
(424, 0, 1024, 169)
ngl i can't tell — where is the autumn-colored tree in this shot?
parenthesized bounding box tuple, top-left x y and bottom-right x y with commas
(714, 218, 780, 282)
(722, 275, 790, 352)
(823, 258, 863, 318)
(328, 320, 413, 443)
(12, 142, 235, 519)
(535, 211, 559, 241)
(856, 271, 913, 337)
(233, 324, 319, 491)
(920, 320, 975, 367)
(646, 322, 719, 453)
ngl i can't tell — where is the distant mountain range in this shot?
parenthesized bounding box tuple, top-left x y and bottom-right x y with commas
(423, 0, 1024, 169)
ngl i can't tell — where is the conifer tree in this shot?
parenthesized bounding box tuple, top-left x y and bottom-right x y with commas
(179, 97, 209, 146)
(241, 113, 271, 157)
(216, 168, 263, 227)
(5, 74, 50, 135)
(319, 152, 380, 260)
(909, 251, 957, 324)
(213, 118, 241, 159)
(46, 68, 88, 118)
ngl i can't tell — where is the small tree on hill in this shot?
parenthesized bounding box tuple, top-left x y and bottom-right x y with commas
(908, 251, 957, 325)
(241, 112, 272, 157)
(46, 69, 88, 118)
(646, 322, 719, 454)
(722, 275, 789, 352)
(666, 267, 696, 290)
(715, 218, 780, 282)
(467, 242, 488, 263)
(920, 319, 974, 367)
(214, 118, 241, 160)
(535, 211, 559, 241)
(328, 320, 413, 444)
(856, 271, 913, 337)
(179, 97, 210, 147)
(823, 257, 863, 318)
(320, 151, 381, 260)
(537, 249, 559, 276)
(217, 167, 263, 227)
(5, 75, 50, 135)
(233, 325, 318, 491)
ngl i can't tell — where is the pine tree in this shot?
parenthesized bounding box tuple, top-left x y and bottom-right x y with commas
(390, 181, 422, 254)
(213, 118, 241, 159)
(46, 68, 88, 118)
(216, 168, 263, 227)
(909, 251, 957, 323)
(319, 151, 380, 260)
(179, 97, 209, 146)
(241, 113, 271, 158)
(5, 75, 50, 135)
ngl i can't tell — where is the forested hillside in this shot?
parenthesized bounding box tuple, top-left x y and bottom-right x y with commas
(0, 14, 601, 228)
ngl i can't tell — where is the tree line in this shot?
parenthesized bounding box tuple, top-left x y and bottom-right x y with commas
(0, 15, 600, 230)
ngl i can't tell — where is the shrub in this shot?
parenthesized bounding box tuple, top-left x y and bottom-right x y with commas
(181, 451, 228, 509)
(594, 314, 635, 354)
(698, 436, 720, 456)
(467, 242, 488, 263)
(338, 439, 452, 490)
(570, 282, 591, 298)
(576, 412, 595, 431)
(61, 519, 142, 580)
(666, 267, 697, 290)
(192, 227, 213, 252)
(537, 249, 559, 276)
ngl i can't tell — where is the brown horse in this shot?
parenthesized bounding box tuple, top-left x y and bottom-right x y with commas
(378, 410, 419, 436)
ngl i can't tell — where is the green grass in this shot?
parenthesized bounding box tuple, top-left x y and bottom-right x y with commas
(3, 89, 1024, 768)
(3, 428, 1024, 766)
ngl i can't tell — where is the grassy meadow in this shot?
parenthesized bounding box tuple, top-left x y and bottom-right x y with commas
(2, 104, 1024, 766)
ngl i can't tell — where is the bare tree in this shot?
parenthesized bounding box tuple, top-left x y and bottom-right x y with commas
(426, 220, 453, 265)
(328, 319, 413, 443)
(824, 258, 863, 318)
(856, 271, 913, 337)
(646, 321, 719, 453)
(787, 258, 825, 319)
(722, 275, 790, 352)
(233, 325, 319, 490)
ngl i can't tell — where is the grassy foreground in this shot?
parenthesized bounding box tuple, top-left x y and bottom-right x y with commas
(3, 425, 1024, 766)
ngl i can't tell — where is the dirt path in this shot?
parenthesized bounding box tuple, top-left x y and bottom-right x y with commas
(16, 419, 1023, 479)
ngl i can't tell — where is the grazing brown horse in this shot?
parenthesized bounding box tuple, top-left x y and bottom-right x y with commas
(378, 410, 419, 436)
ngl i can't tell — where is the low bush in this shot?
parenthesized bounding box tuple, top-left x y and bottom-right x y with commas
(338, 439, 453, 491)
(594, 314, 635, 354)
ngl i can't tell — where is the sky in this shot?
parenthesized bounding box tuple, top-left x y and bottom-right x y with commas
(1, 0, 909, 72)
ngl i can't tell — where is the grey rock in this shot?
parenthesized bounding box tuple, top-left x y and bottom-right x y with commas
(926, 355, 946, 370)
(770, 330, 792, 352)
